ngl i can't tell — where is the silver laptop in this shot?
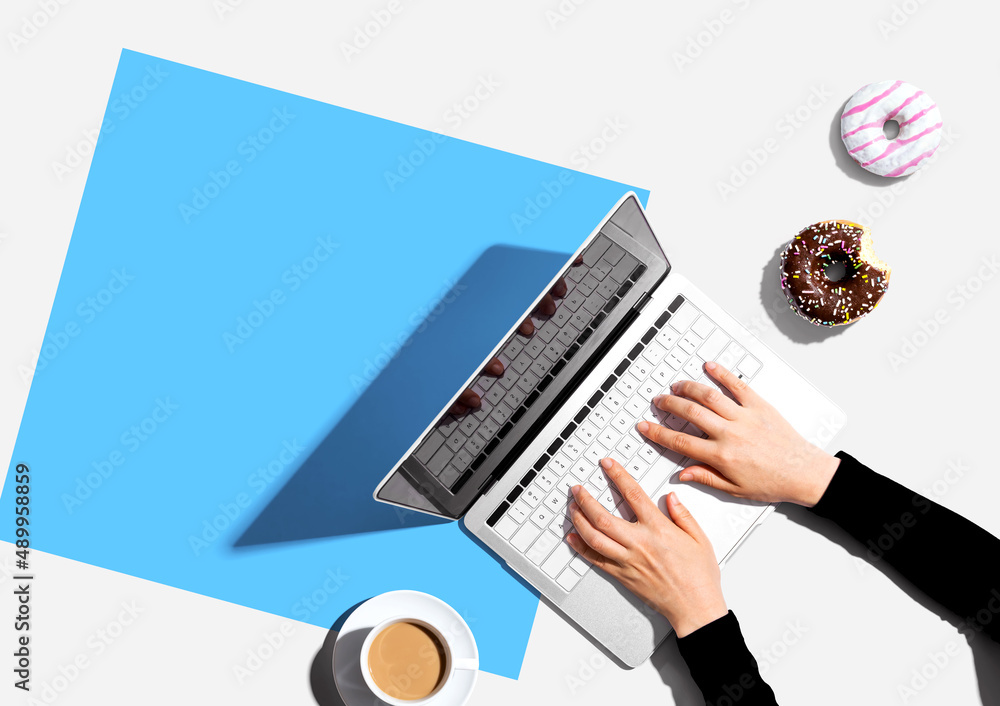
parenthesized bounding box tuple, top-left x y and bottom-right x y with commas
(373, 193, 844, 666)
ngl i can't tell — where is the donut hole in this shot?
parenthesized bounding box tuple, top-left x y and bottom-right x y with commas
(883, 120, 900, 140)
(824, 261, 848, 282)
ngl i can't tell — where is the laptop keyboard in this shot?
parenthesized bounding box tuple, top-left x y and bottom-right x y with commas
(485, 294, 762, 592)
(413, 234, 645, 493)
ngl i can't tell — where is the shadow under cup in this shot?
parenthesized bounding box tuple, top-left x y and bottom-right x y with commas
(361, 618, 461, 704)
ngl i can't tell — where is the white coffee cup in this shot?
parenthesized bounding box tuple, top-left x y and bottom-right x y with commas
(359, 615, 478, 705)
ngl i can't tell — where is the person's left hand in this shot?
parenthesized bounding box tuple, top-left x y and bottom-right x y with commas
(566, 457, 728, 637)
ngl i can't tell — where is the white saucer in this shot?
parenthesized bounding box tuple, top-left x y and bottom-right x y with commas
(333, 590, 479, 706)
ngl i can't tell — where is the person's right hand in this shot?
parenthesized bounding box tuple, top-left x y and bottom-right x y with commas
(636, 361, 840, 507)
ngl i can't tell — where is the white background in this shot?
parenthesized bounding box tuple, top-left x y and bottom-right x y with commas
(2, 0, 999, 704)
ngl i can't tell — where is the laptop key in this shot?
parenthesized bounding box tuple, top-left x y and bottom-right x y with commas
(609, 255, 639, 283)
(596, 279, 617, 299)
(738, 354, 761, 378)
(557, 567, 583, 591)
(592, 260, 612, 281)
(522, 485, 544, 508)
(555, 327, 577, 347)
(691, 315, 715, 339)
(503, 338, 525, 360)
(415, 430, 446, 464)
(440, 464, 461, 488)
(582, 236, 611, 266)
(550, 512, 574, 536)
(526, 530, 559, 565)
(656, 327, 678, 349)
(542, 537, 576, 578)
(426, 446, 453, 476)
(530, 505, 553, 528)
(603, 243, 625, 265)
(511, 522, 541, 552)
(494, 515, 519, 540)
(445, 430, 466, 453)
(683, 358, 704, 380)
(669, 302, 699, 332)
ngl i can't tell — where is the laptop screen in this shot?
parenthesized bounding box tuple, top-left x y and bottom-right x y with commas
(376, 223, 656, 518)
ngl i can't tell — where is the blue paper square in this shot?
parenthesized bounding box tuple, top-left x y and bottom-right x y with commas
(2, 48, 649, 679)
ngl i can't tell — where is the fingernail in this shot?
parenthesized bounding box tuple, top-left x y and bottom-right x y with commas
(652, 394, 663, 404)
(705, 361, 717, 371)
(679, 472, 693, 482)
(600, 458, 613, 469)
(637, 421, 649, 433)
(668, 492, 679, 504)
(571, 484, 581, 496)
(490, 360, 504, 374)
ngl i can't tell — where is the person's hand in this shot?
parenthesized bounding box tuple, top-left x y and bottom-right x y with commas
(448, 276, 568, 415)
(566, 457, 728, 637)
(636, 361, 840, 507)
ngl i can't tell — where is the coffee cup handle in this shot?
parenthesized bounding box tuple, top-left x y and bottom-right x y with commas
(451, 657, 479, 672)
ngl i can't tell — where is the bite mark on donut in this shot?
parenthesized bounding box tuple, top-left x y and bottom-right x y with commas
(779, 220, 891, 327)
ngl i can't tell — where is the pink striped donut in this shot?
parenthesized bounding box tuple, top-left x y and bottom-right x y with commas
(840, 80, 942, 177)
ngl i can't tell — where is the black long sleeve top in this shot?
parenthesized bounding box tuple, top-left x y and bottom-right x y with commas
(675, 450, 1000, 704)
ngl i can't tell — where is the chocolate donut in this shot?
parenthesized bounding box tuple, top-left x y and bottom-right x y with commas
(780, 220, 891, 326)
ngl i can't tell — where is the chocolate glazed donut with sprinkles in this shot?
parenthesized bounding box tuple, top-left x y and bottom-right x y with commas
(780, 220, 891, 326)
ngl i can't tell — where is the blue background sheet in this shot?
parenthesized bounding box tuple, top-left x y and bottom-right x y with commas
(1, 48, 649, 678)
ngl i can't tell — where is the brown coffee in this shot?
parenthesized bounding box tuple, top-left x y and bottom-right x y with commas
(367, 621, 448, 700)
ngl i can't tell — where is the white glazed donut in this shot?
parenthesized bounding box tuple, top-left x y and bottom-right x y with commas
(840, 80, 943, 177)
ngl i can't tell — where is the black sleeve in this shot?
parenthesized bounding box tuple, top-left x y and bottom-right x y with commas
(676, 611, 778, 705)
(808, 451, 1000, 643)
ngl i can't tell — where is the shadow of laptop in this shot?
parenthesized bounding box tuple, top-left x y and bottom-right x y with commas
(232, 244, 571, 546)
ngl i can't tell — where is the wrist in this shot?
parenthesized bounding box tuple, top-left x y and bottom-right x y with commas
(669, 598, 729, 638)
(795, 452, 840, 507)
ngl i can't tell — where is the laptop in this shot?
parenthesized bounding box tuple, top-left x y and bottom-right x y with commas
(373, 193, 844, 666)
